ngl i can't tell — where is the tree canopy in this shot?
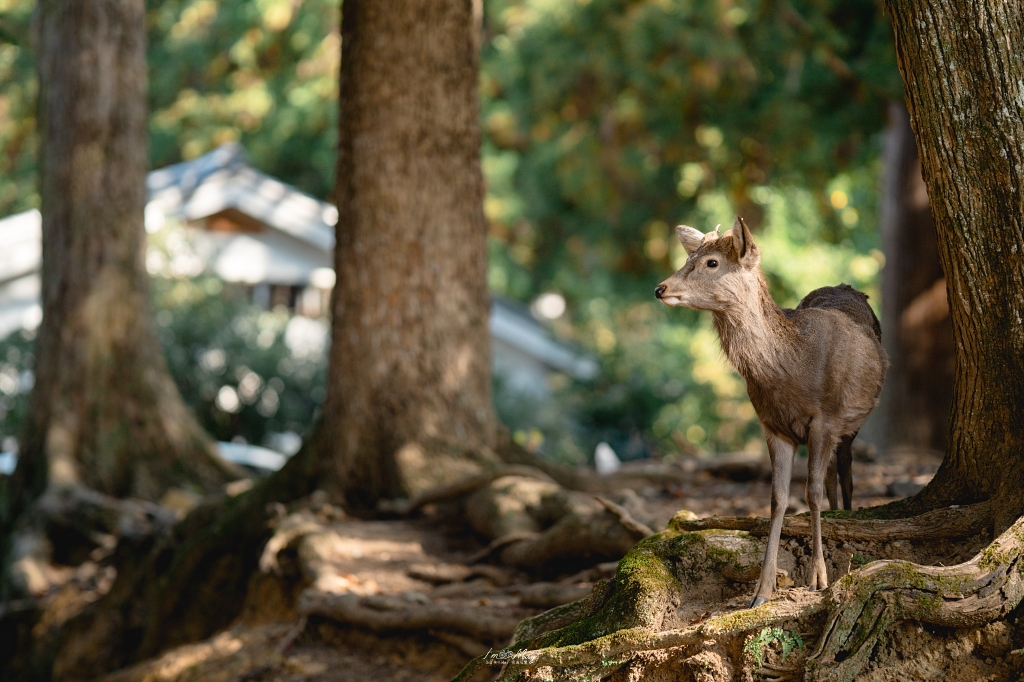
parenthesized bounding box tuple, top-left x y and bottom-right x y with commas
(0, 0, 907, 460)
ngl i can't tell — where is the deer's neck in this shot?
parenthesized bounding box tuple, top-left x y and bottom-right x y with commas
(712, 275, 795, 384)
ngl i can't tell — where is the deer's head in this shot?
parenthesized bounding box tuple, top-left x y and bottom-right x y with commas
(654, 217, 761, 312)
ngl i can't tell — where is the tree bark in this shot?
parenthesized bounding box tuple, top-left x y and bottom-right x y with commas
(324, 0, 497, 509)
(872, 101, 953, 455)
(885, 0, 1024, 527)
(6, 0, 234, 514)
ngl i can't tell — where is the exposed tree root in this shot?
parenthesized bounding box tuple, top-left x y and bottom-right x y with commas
(809, 514, 1024, 680)
(14, 432, 587, 680)
(452, 502, 1023, 682)
(518, 582, 595, 609)
(42, 445, 320, 681)
(672, 499, 992, 541)
(384, 464, 559, 516)
(298, 590, 522, 640)
(495, 511, 640, 574)
(3, 484, 180, 600)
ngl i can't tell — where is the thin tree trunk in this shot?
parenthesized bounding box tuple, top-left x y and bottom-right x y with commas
(872, 101, 953, 454)
(324, 0, 497, 509)
(10, 0, 232, 513)
(885, 0, 1024, 527)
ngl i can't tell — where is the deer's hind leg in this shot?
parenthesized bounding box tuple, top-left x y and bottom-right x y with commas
(807, 422, 838, 591)
(837, 433, 855, 511)
(750, 430, 795, 608)
(826, 453, 839, 511)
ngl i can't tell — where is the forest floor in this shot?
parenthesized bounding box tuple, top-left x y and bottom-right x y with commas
(34, 451, 946, 682)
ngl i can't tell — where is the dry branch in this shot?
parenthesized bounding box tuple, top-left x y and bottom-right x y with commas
(594, 495, 655, 539)
(468, 532, 540, 564)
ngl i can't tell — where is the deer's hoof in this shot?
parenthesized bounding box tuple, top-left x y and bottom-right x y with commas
(749, 596, 768, 608)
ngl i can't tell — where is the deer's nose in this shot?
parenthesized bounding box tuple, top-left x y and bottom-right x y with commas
(654, 285, 667, 299)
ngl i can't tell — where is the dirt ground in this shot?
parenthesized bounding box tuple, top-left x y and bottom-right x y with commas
(32, 451, 956, 682)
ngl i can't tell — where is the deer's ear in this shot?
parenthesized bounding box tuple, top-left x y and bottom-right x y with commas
(731, 216, 759, 266)
(675, 225, 704, 254)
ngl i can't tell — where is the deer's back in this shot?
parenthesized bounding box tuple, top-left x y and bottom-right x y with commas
(796, 283, 881, 343)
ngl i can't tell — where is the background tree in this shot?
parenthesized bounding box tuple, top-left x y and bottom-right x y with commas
(886, 0, 1024, 526)
(1, 0, 234, 596)
(320, 0, 498, 509)
(869, 101, 953, 454)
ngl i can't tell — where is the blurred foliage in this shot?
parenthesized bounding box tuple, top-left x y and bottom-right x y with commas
(0, 329, 33, 453)
(0, 0, 904, 462)
(146, 0, 338, 196)
(0, 276, 327, 453)
(152, 275, 327, 446)
(479, 0, 900, 460)
(0, 0, 338, 218)
(0, 0, 37, 217)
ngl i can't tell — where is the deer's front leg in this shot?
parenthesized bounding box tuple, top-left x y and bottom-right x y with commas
(806, 423, 838, 590)
(750, 430, 794, 608)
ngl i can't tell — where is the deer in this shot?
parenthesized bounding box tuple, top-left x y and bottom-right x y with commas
(655, 217, 887, 607)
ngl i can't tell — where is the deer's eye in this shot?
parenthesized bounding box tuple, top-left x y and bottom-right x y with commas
(706, 259, 718, 268)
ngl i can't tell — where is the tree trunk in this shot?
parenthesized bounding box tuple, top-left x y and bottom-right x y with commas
(324, 0, 497, 509)
(9, 0, 232, 512)
(871, 101, 953, 455)
(884, 0, 1024, 527)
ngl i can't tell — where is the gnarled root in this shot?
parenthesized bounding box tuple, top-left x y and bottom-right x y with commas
(808, 512, 1024, 681)
(299, 590, 522, 641)
(452, 502, 1022, 682)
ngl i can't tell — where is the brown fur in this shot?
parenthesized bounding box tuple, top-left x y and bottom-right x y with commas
(656, 218, 888, 606)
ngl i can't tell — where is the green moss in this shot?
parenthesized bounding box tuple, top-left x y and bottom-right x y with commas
(528, 540, 681, 649)
(930, 571, 969, 595)
(707, 604, 773, 631)
(979, 544, 1011, 572)
(917, 592, 941, 611)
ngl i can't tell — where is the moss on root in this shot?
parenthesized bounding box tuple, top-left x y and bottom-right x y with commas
(452, 504, 1024, 682)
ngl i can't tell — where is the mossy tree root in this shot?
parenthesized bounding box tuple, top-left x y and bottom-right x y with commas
(452, 599, 820, 682)
(453, 504, 1024, 682)
(807, 513, 1024, 681)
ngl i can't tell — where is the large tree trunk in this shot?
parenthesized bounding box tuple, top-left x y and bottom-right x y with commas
(886, 0, 1024, 527)
(324, 0, 497, 510)
(7, 0, 231, 514)
(872, 101, 954, 455)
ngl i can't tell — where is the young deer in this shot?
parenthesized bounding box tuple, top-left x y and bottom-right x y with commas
(655, 218, 887, 607)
